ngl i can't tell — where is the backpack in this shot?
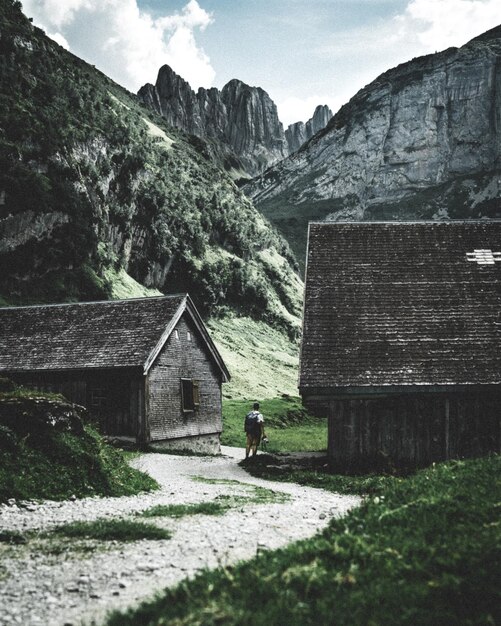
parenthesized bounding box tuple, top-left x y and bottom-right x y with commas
(244, 411, 260, 436)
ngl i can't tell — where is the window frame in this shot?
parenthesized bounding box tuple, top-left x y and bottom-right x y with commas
(181, 378, 200, 413)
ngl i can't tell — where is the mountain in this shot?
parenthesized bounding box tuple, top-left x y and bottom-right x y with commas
(0, 0, 302, 341)
(139, 67, 333, 179)
(245, 26, 501, 267)
(285, 105, 333, 154)
(139, 67, 288, 178)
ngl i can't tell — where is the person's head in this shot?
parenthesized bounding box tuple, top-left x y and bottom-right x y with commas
(253, 402, 260, 411)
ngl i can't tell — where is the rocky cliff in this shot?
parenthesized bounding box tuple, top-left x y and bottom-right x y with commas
(139, 68, 288, 177)
(285, 105, 333, 154)
(245, 26, 501, 265)
(139, 68, 333, 178)
(0, 0, 302, 336)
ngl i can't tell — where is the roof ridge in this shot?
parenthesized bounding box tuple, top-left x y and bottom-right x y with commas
(308, 220, 501, 225)
(0, 294, 187, 311)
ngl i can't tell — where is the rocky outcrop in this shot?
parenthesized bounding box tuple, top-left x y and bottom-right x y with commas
(285, 105, 333, 153)
(139, 65, 204, 136)
(0, 211, 69, 253)
(139, 68, 333, 177)
(219, 79, 287, 175)
(139, 67, 287, 177)
(245, 25, 501, 265)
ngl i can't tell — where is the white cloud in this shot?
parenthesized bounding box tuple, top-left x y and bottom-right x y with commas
(48, 32, 70, 50)
(25, 0, 93, 29)
(401, 0, 501, 50)
(21, 0, 215, 92)
(317, 0, 500, 62)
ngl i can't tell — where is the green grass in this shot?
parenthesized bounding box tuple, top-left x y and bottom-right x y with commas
(51, 519, 171, 542)
(107, 455, 501, 626)
(0, 424, 158, 502)
(0, 530, 27, 544)
(139, 501, 230, 518)
(139, 479, 290, 520)
(222, 396, 327, 453)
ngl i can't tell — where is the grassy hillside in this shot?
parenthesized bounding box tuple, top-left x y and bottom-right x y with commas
(0, 0, 301, 337)
(208, 316, 300, 400)
(108, 454, 501, 626)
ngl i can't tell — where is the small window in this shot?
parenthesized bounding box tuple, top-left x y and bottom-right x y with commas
(187, 331, 192, 342)
(174, 329, 179, 339)
(90, 385, 107, 409)
(181, 378, 200, 412)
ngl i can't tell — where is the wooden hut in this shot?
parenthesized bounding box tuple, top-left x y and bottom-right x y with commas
(300, 221, 501, 470)
(0, 294, 230, 453)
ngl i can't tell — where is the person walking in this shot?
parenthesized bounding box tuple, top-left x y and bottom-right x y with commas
(244, 402, 265, 458)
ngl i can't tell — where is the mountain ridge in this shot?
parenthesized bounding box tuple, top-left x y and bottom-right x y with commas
(139, 66, 332, 178)
(244, 24, 501, 266)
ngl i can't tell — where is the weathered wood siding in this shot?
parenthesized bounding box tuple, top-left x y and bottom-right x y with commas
(305, 389, 501, 470)
(9, 370, 143, 438)
(147, 315, 222, 442)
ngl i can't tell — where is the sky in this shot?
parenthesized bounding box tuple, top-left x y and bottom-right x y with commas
(21, 0, 501, 126)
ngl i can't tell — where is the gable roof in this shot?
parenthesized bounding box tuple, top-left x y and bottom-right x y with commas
(0, 295, 230, 381)
(300, 221, 501, 391)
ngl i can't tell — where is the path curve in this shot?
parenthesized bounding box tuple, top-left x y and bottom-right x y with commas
(0, 448, 360, 626)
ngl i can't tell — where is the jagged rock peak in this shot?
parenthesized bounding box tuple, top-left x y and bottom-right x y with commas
(138, 65, 202, 136)
(138, 66, 287, 176)
(307, 105, 333, 136)
(138, 66, 332, 176)
(285, 104, 333, 154)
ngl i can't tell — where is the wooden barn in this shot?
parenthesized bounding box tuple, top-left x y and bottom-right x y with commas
(0, 295, 230, 453)
(300, 221, 501, 470)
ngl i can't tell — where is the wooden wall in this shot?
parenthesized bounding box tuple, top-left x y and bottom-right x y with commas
(305, 389, 501, 470)
(9, 369, 143, 438)
(146, 315, 222, 443)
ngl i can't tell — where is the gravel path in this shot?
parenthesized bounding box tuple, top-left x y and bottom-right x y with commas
(0, 447, 360, 626)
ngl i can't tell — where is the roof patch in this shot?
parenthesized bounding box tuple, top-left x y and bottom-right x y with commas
(466, 250, 501, 265)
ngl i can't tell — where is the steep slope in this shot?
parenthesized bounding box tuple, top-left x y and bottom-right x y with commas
(0, 0, 302, 338)
(246, 26, 501, 267)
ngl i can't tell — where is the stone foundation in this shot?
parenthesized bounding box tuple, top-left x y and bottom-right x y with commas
(149, 432, 221, 455)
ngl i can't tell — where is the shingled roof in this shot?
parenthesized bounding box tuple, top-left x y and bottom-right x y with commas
(300, 221, 501, 391)
(0, 295, 230, 380)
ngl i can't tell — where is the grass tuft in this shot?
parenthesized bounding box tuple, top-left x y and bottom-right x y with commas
(139, 501, 229, 518)
(140, 482, 291, 519)
(0, 530, 27, 544)
(0, 393, 158, 502)
(52, 519, 171, 542)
